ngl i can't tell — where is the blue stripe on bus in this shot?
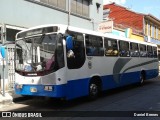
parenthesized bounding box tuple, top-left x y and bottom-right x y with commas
(15, 69, 158, 100)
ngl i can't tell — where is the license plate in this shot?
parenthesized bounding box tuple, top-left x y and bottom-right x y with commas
(30, 88, 37, 93)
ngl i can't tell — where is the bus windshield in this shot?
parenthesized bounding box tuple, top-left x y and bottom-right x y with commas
(15, 34, 57, 73)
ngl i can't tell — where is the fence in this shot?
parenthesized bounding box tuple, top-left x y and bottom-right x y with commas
(6, 46, 15, 91)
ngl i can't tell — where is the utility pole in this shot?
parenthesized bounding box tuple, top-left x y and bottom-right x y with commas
(2, 23, 6, 97)
(68, 0, 71, 26)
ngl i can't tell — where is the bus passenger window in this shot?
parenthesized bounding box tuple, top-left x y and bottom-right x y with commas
(86, 35, 104, 56)
(147, 46, 153, 58)
(104, 38, 118, 56)
(67, 31, 85, 69)
(119, 41, 130, 57)
(139, 44, 147, 57)
(153, 47, 158, 58)
(130, 42, 139, 57)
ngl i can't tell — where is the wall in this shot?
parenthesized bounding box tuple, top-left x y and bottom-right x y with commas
(0, 0, 103, 30)
(108, 28, 144, 42)
(130, 34, 144, 42)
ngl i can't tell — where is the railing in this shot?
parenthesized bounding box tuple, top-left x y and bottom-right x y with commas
(7, 46, 15, 91)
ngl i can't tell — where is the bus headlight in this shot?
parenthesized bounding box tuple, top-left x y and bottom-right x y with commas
(44, 86, 53, 91)
(16, 84, 23, 89)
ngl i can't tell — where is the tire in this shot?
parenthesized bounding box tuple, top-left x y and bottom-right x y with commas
(89, 81, 99, 100)
(139, 72, 145, 85)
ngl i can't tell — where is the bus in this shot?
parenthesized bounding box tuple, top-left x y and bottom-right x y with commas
(15, 24, 159, 100)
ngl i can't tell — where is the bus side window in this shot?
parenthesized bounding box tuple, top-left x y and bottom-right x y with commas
(147, 45, 153, 58)
(104, 38, 118, 56)
(139, 44, 147, 57)
(130, 42, 139, 57)
(153, 47, 158, 58)
(67, 31, 85, 69)
(119, 41, 130, 57)
(86, 35, 104, 56)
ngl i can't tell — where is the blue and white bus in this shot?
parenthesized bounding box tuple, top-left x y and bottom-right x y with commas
(15, 24, 159, 100)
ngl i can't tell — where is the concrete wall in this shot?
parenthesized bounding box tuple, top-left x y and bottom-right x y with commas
(130, 34, 144, 42)
(0, 0, 103, 30)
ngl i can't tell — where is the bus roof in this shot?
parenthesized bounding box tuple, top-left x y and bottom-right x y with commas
(16, 24, 157, 47)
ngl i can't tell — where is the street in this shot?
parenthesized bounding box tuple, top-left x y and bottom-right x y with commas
(1, 77, 160, 120)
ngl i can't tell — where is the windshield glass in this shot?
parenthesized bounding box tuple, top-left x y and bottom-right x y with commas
(15, 34, 57, 73)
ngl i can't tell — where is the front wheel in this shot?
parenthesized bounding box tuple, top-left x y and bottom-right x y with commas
(89, 82, 99, 100)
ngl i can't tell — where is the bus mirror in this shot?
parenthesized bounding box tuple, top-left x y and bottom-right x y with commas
(0, 46, 6, 58)
(66, 36, 73, 50)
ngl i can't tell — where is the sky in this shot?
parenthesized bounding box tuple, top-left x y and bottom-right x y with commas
(103, 0, 160, 19)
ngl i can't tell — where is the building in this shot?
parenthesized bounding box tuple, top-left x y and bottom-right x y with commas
(103, 2, 160, 57)
(0, 0, 103, 93)
(103, 2, 144, 41)
(144, 14, 160, 47)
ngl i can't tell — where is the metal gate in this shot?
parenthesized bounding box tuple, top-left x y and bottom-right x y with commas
(7, 46, 15, 91)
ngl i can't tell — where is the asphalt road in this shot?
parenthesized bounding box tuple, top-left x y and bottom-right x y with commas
(1, 77, 160, 120)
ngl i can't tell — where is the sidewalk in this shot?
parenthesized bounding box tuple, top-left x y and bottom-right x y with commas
(0, 93, 13, 107)
(0, 90, 23, 108)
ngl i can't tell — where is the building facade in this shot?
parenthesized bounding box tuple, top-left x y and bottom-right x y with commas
(103, 2, 160, 56)
(144, 14, 160, 49)
(0, 0, 103, 92)
(103, 3, 144, 42)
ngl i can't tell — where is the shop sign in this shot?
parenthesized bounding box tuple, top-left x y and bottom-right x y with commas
(98, 21, 113, 33)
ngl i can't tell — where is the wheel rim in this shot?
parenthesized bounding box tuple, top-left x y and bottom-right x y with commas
(140, 74, 144, 84)
(90, 83, 98, 97)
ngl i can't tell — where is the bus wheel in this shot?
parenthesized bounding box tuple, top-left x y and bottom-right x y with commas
(89, 81, 99, 100)
(140, 72, 145, 85)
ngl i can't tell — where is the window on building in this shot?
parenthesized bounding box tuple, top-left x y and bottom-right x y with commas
(71, 0, 89, 17)
(152, 25, 154, 38)
(159, 28, 160, 39)
(156, 27, 158, 39)
(40, 0, 66, 10)
(86, 35, 104, 56)
(6, 28, 20, 42)
(119, 41, 130, 57)
(154, 26, 157, 39)
(96, 3, 101, 13)
(148, 22, 150, 36)
(77, 0, 83, 15)
(104, 38, 118, 56)
(139, 44, 147, 57)
(130, 42, 139, 57)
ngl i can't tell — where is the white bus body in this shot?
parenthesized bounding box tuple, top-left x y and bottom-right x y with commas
(15, 24, 159, 100)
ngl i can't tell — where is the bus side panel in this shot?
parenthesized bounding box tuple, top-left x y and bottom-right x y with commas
(145, 69, 159, 80)
(118, 71, 140, 86)
(101, 75, 117, 90)
(101, 71, 140, 90)
(66, 78, 90, 100)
